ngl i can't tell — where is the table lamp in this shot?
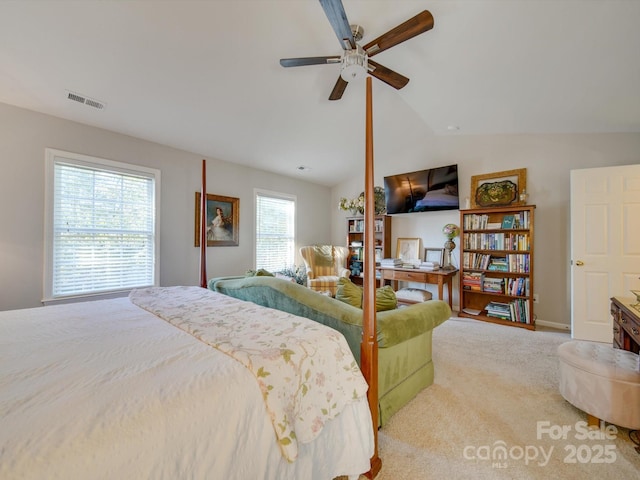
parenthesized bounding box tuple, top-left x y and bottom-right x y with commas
(442, 223, 460, 271)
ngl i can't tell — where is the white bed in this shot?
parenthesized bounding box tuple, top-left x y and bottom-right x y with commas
(0, 287, 374, 480)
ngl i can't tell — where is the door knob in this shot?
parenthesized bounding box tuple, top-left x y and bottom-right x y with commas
(575, 260, 584, 266)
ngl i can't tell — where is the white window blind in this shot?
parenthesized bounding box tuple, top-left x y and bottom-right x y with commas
(44, 150, 159, 300)
(255, 190, 296, 272)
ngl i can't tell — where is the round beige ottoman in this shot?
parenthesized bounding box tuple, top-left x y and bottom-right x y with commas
(557, 340, 640, 429)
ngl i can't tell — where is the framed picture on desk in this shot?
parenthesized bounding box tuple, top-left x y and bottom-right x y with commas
(396, 237, 421, 263)
(424, 247, 444, 267)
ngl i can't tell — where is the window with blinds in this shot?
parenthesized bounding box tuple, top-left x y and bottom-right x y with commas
(44, 149, 160, 301)
(255, 190, 296, 272)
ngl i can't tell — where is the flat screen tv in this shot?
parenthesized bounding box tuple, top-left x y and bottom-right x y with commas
(384, 164, 459, 214)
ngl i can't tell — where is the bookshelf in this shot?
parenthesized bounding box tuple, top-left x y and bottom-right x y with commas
(459, 205, 536, 330)
(346, 215, 391, 283)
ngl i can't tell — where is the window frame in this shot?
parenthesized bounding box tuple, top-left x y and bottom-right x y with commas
(43, 148, 161, 303)
(254, 188, 297, 272)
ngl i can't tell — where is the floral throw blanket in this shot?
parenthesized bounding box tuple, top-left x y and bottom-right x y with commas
(129, 286, 369, 462)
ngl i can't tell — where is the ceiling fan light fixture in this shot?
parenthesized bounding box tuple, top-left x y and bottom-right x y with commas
(340, 45, 368, 82)
(280, 5, 434, 100)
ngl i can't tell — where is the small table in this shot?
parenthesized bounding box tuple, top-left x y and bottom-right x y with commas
(378, 267, 458, 309)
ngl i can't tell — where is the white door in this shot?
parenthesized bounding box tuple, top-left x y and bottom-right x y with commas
(570, 164, 640, 343)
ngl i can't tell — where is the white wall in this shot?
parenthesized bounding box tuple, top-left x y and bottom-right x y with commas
(331, 133, 640, 329)
(0, 103, 331, 311)
(3, 100, 639, 324)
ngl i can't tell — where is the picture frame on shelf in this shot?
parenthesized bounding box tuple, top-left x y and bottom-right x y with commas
(396, 237, 421, 263)
(195, 192, 239, 247)
(424, 247, 444, 266)
(470, 168, 527, 209)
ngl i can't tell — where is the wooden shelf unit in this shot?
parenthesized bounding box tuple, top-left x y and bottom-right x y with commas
(458, 205, 536, 330)
(346, 215, 391, 282)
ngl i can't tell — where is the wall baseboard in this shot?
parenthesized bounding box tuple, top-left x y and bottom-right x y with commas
(535, 319, 571, 331)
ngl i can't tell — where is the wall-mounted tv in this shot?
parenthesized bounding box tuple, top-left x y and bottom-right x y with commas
(384, 164, 459, 214)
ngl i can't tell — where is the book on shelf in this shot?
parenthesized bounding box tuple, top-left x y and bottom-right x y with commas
(486, 301, 511, 319)
(464, 212, 531, 231)
(487, 257, 508, 271)
(462, 252, 490, 270)
(462, 308, 482, 316)
(501, 215, 515, 229)
(485, 299, 530, 324)
(506, 277, 529, 296)
(514, 211, 530, 229)
(349, 219, 365, 233)
(462, 272, 483, 290)
(510, 298, 530, 324)
(464, 214, 490, 230)
(463, 232, 530, 251)
(482, 277, 504, 293)
(506, 253, 530, 273)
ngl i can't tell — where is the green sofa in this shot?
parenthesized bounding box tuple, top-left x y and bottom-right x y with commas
(208, 275, 451, 425)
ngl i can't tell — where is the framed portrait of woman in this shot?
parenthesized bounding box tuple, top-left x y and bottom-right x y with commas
(195, 192, 239, 246)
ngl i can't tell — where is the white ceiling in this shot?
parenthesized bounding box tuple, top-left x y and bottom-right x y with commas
(1, 1, 639, 186)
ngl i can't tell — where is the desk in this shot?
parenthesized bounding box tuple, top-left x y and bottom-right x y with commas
(379, 267, 457, 309)
(611, 297, 640, 354)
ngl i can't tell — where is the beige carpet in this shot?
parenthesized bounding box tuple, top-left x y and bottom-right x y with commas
(367, 316, 639, 479)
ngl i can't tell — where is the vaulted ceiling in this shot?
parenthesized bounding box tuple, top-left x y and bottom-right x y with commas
(1, 1, 638, 186)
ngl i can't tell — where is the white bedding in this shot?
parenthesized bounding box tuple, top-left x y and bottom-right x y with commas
(129, 286, 370, 462)
(0, 294, 374, 480)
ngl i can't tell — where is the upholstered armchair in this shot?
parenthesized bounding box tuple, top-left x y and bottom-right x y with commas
(300, 245, 350, 296)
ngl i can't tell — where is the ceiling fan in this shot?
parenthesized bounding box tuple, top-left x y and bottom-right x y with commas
(279, 0, 434, 101)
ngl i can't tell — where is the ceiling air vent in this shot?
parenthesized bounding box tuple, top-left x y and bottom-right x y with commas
(66, 91, 106, 110)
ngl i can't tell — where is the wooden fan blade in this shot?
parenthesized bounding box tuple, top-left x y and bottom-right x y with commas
(319, 0, 355, 50)
(280, 56, 341, 67)
(329, 76, 348, 101)
(363, 10, 434, 57)
(368, 60, 409, 90)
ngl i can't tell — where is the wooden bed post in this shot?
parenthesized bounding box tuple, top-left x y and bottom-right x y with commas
(362, 77, 382, 478)
(199, 159, 207, 288)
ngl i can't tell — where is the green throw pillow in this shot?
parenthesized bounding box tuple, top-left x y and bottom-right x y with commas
(245, 268, 274, 277)
(375, 285, 398, 312)
(336, 277, 397, 311)
(336, 277, 363, 308)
